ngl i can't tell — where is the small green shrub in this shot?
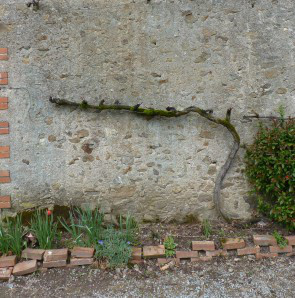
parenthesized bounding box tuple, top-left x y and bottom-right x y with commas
(0, 224, 10, 255)
(6, 215, 25, 256)
(95, 227, 132, 268)
(273, 230, 288, 248)
(164, 235, 177, 257)
(202, 219, 212, 239)
(31, 210, 58, 249)
(245, 114, 295, 230)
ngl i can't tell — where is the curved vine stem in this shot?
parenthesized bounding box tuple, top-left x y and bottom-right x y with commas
(49, 97, 240, 222)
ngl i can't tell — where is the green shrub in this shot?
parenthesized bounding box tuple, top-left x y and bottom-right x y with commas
(202, 219, 212, 239)
(164, 235, 177, 257)
(273, 230, 288, 248)
(245, 115, 295, 230)
(0, 224, 9, 255)
(31, 210, 59, 249)
(95, 227, 132, 268)
(119, 214, 138, 244)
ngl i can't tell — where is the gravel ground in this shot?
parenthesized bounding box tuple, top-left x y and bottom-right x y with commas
(0, 257, 294, 298)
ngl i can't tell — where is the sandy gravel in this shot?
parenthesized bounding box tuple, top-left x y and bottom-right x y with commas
(0, 256, 294, 298)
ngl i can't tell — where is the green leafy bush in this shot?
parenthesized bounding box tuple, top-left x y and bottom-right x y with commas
(273, 230, 288, 248)
(245, 116, 295, 230)
(164, 235, 177, 257)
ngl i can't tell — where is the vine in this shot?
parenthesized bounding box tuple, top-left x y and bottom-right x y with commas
(49, 97, 241, 222)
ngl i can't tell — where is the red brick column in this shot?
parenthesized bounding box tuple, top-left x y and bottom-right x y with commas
(0, 47, 11, 209)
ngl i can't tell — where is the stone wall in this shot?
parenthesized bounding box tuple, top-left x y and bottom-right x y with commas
(0, 0, 294, 222)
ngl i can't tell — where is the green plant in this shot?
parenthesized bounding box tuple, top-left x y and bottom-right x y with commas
(245, 114, 295, 230)
(202, 219, 212, 239)
(95, 227, 132, 268)
(5, 215, 25, 256)
(119, 214, 138, 244)
(0, 223, 10, 255)
(164, 235, 177, 257)
(30, 210, 58, 249)
(59, 211, 84, 246)
(273, 230, 288, 248)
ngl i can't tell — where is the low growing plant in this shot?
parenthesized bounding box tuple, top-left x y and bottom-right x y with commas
(95, 227, 132, 268)
(273, 230, 288, 248)
(6, 215, 25, 256)
(31, 210, 58, 249)
(0, 224, 10, 255)
(245, 111, 295, 230)
(164, 235, 177, 257)
(119, 214, 138, 244)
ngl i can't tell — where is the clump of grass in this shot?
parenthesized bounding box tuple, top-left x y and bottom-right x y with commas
(164, 235, 177, 257)
(31, 210, 58, 249)
(119, 214, 138, 244)
(202, 219, 212, 239)
(273, 230, 288, 248)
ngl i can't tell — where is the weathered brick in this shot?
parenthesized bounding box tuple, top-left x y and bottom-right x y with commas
(70, 258, 93, 266)
(71, 247, 94, 258)
(0, 122, 9, 135)
(0, 146, 10, 159)
(130, 259, 144, 265)
(286, 236, 295, 246)
(143, 245, 165, 258)
(131, 247, 142, 260)
(176, 251, 199, 259)
(253, 235, 277, 246)
(222, 238, 245, 250)
(0, 97, 8, 110)
(206, 249, 228, 257)
(191, 256, 213, 262)
(0, 48, 8, 54)
(286, 252, 295, 257)
(0, 196, 11, 208)
(22, 248, 45, 260)
(13, 260, 37, 276)
(269, 245, 292, 253)
(43, 260, 67, 268)
(0, 268, 12, 281)
(44, 248, 68, 262)
(0, 79, 8, 85)
(256, 252, 278, 259)
(192, 241, 215, 251)
(237, 246, 260, 256)
(0, 72, 8, 79)
(0, 255, 17, 268)
(0, 55, 8, 61)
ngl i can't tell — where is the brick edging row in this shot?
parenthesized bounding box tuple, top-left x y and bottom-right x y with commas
(0, 47, 11, 209)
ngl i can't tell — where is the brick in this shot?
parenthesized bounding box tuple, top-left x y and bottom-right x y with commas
(43, 260, 67, 268)
(176, 251, 199, 259)
(0, 79, 8, 85)
(0, 146, 10, 159)
(269, 245, 292, 253)
(0, 56, 8, 61)
(191, 256, 213, 262)
(256, 252, 278, 259)
(0, 255, 17, 268)
(130, 259, 144, 265)
(0, 268, 12, 281)
(286, 236, 295, 246)
(192, 241, 215, 251)
(22, 248, 45, 260)
(131, 247, 142, 260)
(286, 252, 295, 257)
(253, 235, 277, 246)
(222, 238, 245, 250)
(143, 245, 165, 258)
(0, 97, 8, 110)
(0, 122, 9, 135)
(0, 170, 11, 183)
(206, 249, 228, 257)
(0, 48, 8, 54)
(13, 260, 37, 276)
(44, 248, 68, 262)
(0, 72, 8, 79)
(0, 196, 11, 208)
(237, 246, 260, 256)
(70, 258, 93, 266)
(71, 247, 94, 258)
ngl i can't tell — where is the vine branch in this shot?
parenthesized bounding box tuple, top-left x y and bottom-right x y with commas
(49, 97, 241, 222)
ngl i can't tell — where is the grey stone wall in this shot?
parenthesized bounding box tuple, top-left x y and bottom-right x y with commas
(0, 0, 294, 222)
